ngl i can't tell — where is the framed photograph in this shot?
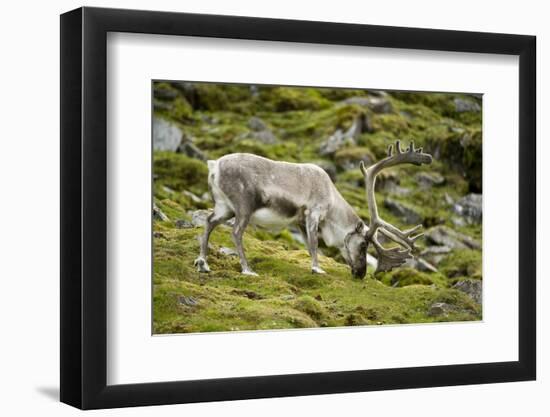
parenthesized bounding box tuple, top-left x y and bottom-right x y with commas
(60, 6, 536, 409)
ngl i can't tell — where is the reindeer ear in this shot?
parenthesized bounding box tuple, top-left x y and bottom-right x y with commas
(359, 160, 367, 176)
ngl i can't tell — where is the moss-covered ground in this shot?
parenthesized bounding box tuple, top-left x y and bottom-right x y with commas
(153, 82, 483, 334)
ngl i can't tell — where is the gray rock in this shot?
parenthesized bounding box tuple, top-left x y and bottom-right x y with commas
(248, 116, 268, 131)
(162, 185, 175, 194)
(420, 246, 452, 266)
(453, 280, 482, 304)
(416, 172, 445, 189)
(425, 225, 481, 250)
(153, 203, 169, 222)
(343, 96, 393, 114)
(444, 193, 455, 206)
(175, 219, 193, 229)
(153, 100, 173, 112)
(334, 149, 374, 171)
(178, 141, 207, 161)
(319, 129, 354, 156)
(451, 216, 466, 228)
(382, 180, 411, 197)
(153, 86, 178, 100)
(252, 129, 278, 144)
(178, 295, 198, 306)
(384, 198, 422, 224)
(429, 302, 455, 316)
(453, 193, 482, 224)
(454, 98, 481, 113)
(153, 117, 183, 152)
(182, 190, 203, 204)
(318, 114, 372, 156)
(404, 257, 438, 273)
(218, 247, 238, 257)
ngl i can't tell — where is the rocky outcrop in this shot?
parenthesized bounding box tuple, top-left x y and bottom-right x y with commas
(420, 245, 452, 266)
(153, 203, 169, 222)
(319, 114, 372, 156)
(343, 96, 393, 114)
(453, 279, 482, 304)
(153, 117, 183, 152)
(384, 198, 422, 224)
(428, 302, 455, 317)
(454, 98, 481, 113)
(425, 225, 481, 250)
(453, 193, 482, 224)
(415, 172, 445, 189)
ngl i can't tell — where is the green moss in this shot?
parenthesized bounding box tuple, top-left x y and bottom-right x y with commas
(334, 146, 376, 168)
(377, 268, 447, 288)
(439, 249, 482, 280)
(259, 87, 332, 112)
(154, 152, 208, 195)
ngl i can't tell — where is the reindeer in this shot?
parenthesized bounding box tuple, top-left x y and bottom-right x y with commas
(194, 141, 432, 278)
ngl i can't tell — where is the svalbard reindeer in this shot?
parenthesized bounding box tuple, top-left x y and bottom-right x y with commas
(194, 141, 432, 278)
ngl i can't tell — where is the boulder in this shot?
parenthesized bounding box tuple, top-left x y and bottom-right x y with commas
(182, 190, 203, 204)
(153, 85, 178, 100)
(404, 257, 438, 273)
(425, 225, 481, 250)
(415, 172, 445, 189)
(318, 114, 372, 156)
(454, 98, 481, 113)
(153, 203, 169, 222)
(178, 141, 207, 161)
(420, 245, 452, 266)
(428, 302, 455, 317)
(453, 280, 482, 304)
(334, 146, 375, 171)
(153, 100, 172, 112)
(248, 116, 268, 131)
(319, 129, 354, 156)
(153, 117, 183, 152)
(343, 96, 393, 114)
(252, 130, 278, 144)
(384, 198, 422, 224)
(175, 219, 193, 229)
(453, 193, 482, 224)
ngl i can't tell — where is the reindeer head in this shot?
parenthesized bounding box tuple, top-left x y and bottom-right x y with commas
(358, 140, 433, 275)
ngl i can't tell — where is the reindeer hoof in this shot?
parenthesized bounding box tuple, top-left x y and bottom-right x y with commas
(194, 257, 210, 273)
(312, 266, 326, 274)
(241, 269, 258, 276)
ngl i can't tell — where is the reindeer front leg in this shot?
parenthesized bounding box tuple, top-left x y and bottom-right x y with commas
(305, 208, 326, 274)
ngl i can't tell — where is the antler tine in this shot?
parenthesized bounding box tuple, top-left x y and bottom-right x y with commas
(407, 141, 414, 152)
(395, 140, 403, 154)
(378, 222, 425, 252)
(372, 235, 412, 273)
(387, 144, 394, 157)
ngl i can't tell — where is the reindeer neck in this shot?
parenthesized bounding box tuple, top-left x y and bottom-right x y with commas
(321, 196, 362, 249)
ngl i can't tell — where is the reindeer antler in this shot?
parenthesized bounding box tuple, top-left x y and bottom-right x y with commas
(360, 140, 432, 273)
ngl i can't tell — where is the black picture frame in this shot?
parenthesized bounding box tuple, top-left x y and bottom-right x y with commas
(60, 6, 536, 410)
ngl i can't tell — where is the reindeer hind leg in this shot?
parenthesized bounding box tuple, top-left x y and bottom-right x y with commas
(231, 211, 257, 276)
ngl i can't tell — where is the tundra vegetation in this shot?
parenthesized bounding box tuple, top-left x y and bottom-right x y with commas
(152, 81, 483, 334)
